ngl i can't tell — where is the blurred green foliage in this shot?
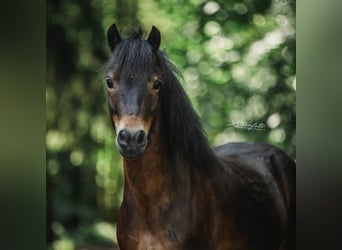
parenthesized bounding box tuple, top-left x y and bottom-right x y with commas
(47, 0, 295, 248)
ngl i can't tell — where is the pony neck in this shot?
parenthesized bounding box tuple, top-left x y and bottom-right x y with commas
(121, 116, 220, 208)
(121, 117, 193, 207)
(122, 138, 170, 196)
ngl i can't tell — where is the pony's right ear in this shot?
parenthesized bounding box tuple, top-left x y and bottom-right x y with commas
(107, 23, 122, 51)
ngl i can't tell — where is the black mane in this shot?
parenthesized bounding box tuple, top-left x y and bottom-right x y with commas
(107, 31, 219, 173)
(155, 50, 219, 172)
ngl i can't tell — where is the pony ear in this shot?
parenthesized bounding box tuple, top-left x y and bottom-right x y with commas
(147, 26, 161, 53)
(107, 23, 122, 51)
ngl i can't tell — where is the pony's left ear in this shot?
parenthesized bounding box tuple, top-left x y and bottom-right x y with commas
(147, 26, 161, 53)
(107, 23, 122, 51)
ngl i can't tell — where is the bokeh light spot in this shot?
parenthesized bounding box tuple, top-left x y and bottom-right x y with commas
(269, 128, 286, 143)
(267, 113, 281, 128)
(48, 159, 60, 175)
(204, 21, 221, 36)
(253, 14, 266, 26)
(234, 3, 248, 15)
(70, 150, 84, 166)
(203, 1, 220, 15)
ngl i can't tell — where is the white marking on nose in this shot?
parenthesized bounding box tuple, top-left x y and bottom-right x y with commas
(116, 120, 145, 136)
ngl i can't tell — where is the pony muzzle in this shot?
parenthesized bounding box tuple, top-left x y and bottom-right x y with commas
(116, 127, 148, 159)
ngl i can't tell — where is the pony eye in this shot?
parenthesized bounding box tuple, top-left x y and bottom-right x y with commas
(106, 78, 114, 89)
(153, 80, 161, 90)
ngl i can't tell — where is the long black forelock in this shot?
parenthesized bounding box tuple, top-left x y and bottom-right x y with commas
(108, 28, 153, 78)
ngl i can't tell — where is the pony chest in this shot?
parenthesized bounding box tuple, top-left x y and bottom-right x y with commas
(128, 230, 173, 250)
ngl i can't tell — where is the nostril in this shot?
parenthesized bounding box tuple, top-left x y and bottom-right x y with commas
(135, 130, 146, 146)
(117, 130, 128, 146)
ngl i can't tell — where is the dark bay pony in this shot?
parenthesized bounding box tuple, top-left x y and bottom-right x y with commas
(105, 24, 295, 250)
